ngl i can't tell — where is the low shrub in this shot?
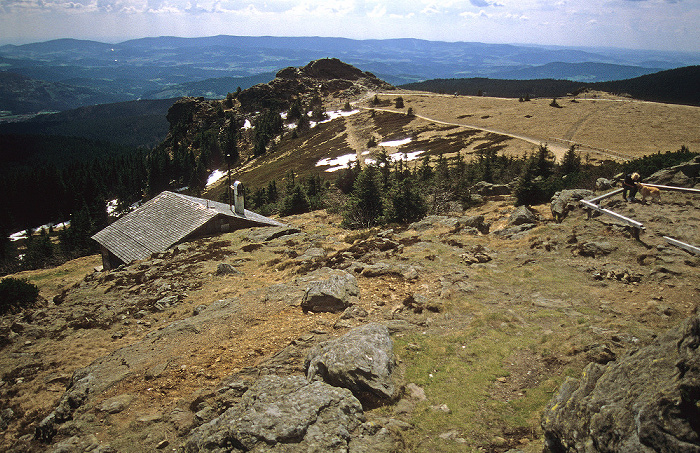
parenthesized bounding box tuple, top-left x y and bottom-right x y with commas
(0, 277, 40, 315)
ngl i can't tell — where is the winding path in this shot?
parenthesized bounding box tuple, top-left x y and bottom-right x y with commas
(354, 91, 634, 162)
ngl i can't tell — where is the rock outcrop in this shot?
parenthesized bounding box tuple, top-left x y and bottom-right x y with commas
(185, 375, 365, 452)
(301, 271, 360, 313)
(646, 155, 700, 188)
(306, 323, 397, 405)
(239, 58, 393, 113)
(542, 310, 700, 452)
(550, 189, 596, 222)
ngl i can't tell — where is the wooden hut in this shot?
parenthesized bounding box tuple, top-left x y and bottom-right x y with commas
(92, 190, 283, 270)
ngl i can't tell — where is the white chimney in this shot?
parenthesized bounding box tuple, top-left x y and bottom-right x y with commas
(233, 181, 245, 216)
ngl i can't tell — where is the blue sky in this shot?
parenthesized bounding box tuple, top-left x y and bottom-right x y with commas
(1, 0, 698, 51)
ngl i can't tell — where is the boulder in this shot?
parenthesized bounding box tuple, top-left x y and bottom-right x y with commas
(454, 215, 490, 235)
(215, 263, 241, 276)
(471, 181, 511, 196)
(542, 311, 700, 453)
(184, 375, 365, 452)
(578, 241, 616, 257)
(550, 189, 596, 222)
(306, 323, 397, 404)
(646, 156, 700, 187)
(301, 271, 359, 313)
(595, 178, 614, 191)
(508, 206, 538, 226)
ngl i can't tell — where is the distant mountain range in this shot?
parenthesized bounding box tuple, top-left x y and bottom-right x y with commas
(2, 36, 699, 115)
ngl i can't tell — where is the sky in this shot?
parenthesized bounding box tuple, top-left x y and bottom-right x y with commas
(0, 0, 698, 52)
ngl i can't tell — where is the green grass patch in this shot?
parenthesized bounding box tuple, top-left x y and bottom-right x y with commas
(393, 316, 551, 451)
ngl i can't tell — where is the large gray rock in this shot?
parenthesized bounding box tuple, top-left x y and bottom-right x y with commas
(542, 311, 700, 453)
(578, 241, 616, 257)
(508, 206, 538, 226)
(471, 181, 511, 196)
(455, 215, 490, 235)
(595, 178, 614, 191)
(646, 156, 700, 187)
(184, 375, 365, 452)
(550, 189, 596, 222)
(301, 271, 359, 313)
(306, 323, 397, 405)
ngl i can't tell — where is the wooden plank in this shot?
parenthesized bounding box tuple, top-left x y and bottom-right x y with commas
(638, 184, 700, 194)
(580, 200, 645, 229)
(664, 236, 700, 255)
(586, 188, 623, 204)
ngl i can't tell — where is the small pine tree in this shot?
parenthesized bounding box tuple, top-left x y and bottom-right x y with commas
(560, 145, 581, 176)
(395, 97, 404, 108)
(342, 165, 385, 229)
(0, 277, 39, 315)
(387, 178, 426, 224)
(280, 184, 311, 216)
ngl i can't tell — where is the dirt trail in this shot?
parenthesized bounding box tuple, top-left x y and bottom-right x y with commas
(359, 104, 570, 160)
(362, 91, 674, 162)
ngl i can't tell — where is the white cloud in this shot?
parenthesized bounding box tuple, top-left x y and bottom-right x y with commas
(0, 0, 698, 51)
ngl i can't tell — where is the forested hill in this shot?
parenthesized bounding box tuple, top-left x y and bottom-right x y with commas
(0, 98, 174, 148)
(592, 66, 700, 106)
(400, 65, 700, 106)
(0, 71, 121, 114)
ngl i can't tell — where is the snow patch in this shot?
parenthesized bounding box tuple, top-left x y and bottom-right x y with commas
(10, 221, 70, 242)
(107, 199, 118, 215)
(378, 137, 412, 147)
(390, 150, 424, 162)
(206, 169, 226, 187)
(316, 153, 357, 172)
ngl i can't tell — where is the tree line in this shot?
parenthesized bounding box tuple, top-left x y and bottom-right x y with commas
(247, 145, 696, 230)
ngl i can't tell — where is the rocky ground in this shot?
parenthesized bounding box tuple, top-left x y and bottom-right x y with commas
(1, 183, 699, 452)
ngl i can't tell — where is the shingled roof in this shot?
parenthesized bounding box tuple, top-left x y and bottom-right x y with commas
(92, 191, 284, 265)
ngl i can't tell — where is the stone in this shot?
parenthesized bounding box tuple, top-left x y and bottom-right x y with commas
(456, 214, 490, 234)
(301, 271, 359, 313)
(550, 189, 596, 222)
(145, 361, 168, 380)
(0, 408, 15, 430)
(405, 383, 427, 401)
(184, 375, 364, 452)
(508, 206, 537, 226)
(595, 178, 614, 191)
(49, 434, 114, 453)
(646, 156, 700, 187)
(542, 311, 700, 453)
(579, 241, 616, 257)
(361, 262, 403, 278)
(471, 181, 511, 196)
(306, 323, 397, 404)
(98, 394, 135, 414)
(215, 263, 240, 276)
(340, 305, 369, 320)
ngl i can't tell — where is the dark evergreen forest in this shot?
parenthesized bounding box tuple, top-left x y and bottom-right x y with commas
(401, 66, 700, 106)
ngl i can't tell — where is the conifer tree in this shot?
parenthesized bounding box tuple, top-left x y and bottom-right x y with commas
(560, 145, 581, 176)
(342, 165, 385, 229)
